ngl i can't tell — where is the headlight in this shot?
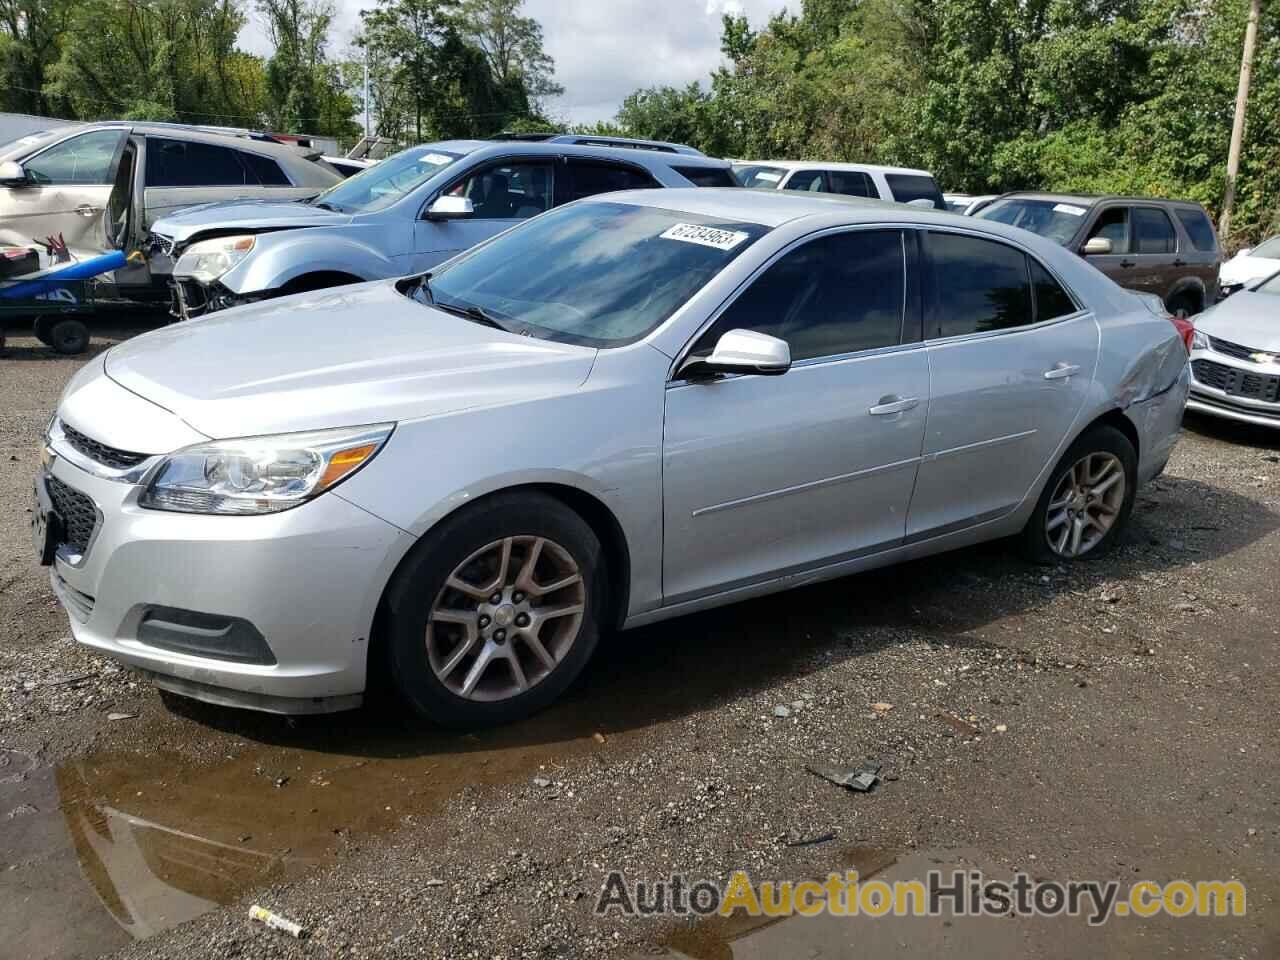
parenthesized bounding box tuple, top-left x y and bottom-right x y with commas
(172, 235, 256, 283)
(139, 424, 393, 515)
(1191, 329, 1209, 351)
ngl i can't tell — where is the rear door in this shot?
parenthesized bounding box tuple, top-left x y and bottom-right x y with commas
(825, 170, 878, 199)
(1, 128, 128, 255)
(1129, 205, 1180, 299)
(1171, 205, 1222, 303)
(906, 230, 1097, 540)
(142, 136, 263, 226)
(884, 173, 946, 210)
(662, 228, 929, 602)
(781, 169, 827, 193)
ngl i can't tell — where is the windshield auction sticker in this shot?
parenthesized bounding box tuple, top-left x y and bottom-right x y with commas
(1053, 203, 1087, 216)
(660, 223, 750, 251)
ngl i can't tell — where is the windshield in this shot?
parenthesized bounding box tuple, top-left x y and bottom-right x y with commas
(732, 164, 787, 189)
(419, 201, 769, 347)
(1251, 236, 1280, 259)
(310, 145, 460, 213)
(978, 198, 1090, 245)
(1256, 271, 1280, 295)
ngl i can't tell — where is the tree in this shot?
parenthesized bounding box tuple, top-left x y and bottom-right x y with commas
(0, 0, 73, 115)
(357, 0, 458, 140)
(459, 0, 561, 107)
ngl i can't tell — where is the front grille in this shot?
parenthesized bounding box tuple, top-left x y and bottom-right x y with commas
(61, 421, 149, 470)
(1192, 359, 1280, 403)
(46, 475, 99, 556)
(146, 232, 175, 257)
(1209, 336, 1277, 363)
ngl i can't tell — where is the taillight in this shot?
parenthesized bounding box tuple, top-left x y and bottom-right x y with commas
(1169, 314, 1194, 353)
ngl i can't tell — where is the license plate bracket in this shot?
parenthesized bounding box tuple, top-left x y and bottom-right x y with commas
(32, 481, 63, 566)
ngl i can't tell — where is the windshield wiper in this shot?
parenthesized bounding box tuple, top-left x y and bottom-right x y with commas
(313, 201, 342, 212)
(431, 296, 508, 331)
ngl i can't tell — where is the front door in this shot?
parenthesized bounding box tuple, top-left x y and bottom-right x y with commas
(906, 230, 1098, 540)
(0, 128, 128, 256)
(662, 228, 929, 603)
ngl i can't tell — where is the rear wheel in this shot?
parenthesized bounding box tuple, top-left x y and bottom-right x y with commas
(1166, 291, 1201, 319)
(381, 492, 607, 729)
(44, 318, 90, 355)
(1020, 424, 1137, 563)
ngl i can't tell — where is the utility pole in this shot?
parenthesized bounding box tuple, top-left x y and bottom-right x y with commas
(364, 54, 371, 139)
(1220, 0, 1262, 240)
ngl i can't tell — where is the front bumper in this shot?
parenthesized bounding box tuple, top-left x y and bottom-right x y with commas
(170, 278, 262, 320)
(40, 449, 413, 714)
(1187, 347, 1280, 428)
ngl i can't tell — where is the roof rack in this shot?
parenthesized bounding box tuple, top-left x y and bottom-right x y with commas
(487, 132, 704, 156)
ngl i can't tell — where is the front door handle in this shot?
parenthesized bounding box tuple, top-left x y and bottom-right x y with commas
(869, 395, 920, 416)
(75, 203, 96, 217)
(1044, 363, 1081, 381)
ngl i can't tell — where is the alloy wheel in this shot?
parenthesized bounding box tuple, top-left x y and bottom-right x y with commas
(1044, 452, 1126, 558)
(425, 536, 585, 702)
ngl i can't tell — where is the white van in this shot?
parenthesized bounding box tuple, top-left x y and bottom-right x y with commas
(732, 160, 946, 209)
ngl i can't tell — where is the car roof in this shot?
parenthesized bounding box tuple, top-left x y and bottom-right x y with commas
(585, 187, 925, 227)
(488, 132, 703, 155)
(418, 139, 731, 170)
(732, 159, 936, 178)
(996, 190, 1208, 210)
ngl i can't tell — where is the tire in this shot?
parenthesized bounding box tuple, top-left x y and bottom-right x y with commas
(46, 318, 90, 355)
(1166, 292, 1200, 319)
(32, 315, 55, 346)
(381, 492, 608, 729)
(1019, 424, 1137, 564)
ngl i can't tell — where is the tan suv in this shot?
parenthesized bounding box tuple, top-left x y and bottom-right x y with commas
(977, 192, 1221, 315)
(0, 122, 340, 297)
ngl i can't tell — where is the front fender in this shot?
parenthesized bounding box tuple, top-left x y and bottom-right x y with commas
(220, 232, 399, 295)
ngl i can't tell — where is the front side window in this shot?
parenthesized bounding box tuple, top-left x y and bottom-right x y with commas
(927, 231, 1033, 338)
(561, 160, 656, 202)
(1175, 208, 1217, 252)
(448, 161, 554, 219)
(783, 170, 826, 192)
(420, 201, 768, 347)
(24, 130, 123, 185)
(693, 230, 906, 362)
(1087, 207, 1130, 253)
(311, 145, 460, 213)
(732, 164, 787, 189)
(146, 137, 249, 187)
(1133, 207, 1177, 254)
(885, 173, 945, 210)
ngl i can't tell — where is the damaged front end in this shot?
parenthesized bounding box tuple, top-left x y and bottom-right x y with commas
(170, 277, 264, 320)
(165, 234, 262, 320)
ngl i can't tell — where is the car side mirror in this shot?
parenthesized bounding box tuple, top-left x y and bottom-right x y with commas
(426, 195, 474, 220)
(0, 160, 29, 186)
(679, 329, 792, 380)
(1082, 236, 1113, 255)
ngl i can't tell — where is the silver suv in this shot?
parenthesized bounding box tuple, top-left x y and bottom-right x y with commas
(149, 139, 740, 318)
(0, 122, 340, 296)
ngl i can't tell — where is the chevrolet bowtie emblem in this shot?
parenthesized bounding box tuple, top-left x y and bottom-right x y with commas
(1250, 352, 1277, 365)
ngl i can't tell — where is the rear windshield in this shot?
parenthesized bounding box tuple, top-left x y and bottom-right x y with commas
(978, 198, 1091, 245)
(417, 201, 769, 347)
(674, 165, 739, 188)
(885, 173, 945, 210)
(1175, 208, 1218, 251)
(733, 164, 787, 189)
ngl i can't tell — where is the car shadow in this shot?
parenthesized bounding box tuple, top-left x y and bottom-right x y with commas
(161, 473, 1276, 761)
(0, 314, 166, 360)
(1182, 410, 1280, 451)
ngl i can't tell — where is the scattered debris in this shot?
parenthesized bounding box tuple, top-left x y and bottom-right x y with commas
(424, 878, 446, 887)
(106, 711, 136, 721)
(532, 776, 552, 788)
(7, 803, 38, 818)
(806, 761, 881, 793)
(773, 705, 792, 718)
(785, 832, 837, 847)
(249, 905, 305, 938)
(994, 723, 1008, 733)
(592, 732, 606, 744)
(44, 673, 92, 687)
(871, 702, 893, 714)
(937, 712, 980, 737)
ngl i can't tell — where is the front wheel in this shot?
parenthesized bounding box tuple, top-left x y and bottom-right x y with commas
(381, 492, 608, 729)
(1020, 424, 1137, 563)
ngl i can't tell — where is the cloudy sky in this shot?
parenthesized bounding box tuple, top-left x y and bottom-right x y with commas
(240, 0, 784, 125)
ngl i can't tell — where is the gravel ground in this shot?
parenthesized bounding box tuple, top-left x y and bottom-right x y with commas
(1, 323, 1277, 959)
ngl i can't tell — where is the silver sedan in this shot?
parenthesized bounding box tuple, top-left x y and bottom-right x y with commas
(35, 190, 1189, 727)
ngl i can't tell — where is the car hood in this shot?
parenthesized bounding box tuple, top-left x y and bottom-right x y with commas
(103, 281, 598, 439)
(1195, 291, 1280, 351)
(1220, 254, 1280, 286)
(150, 199, 353, 243)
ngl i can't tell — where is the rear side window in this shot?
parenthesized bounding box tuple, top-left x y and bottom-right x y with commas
(1174, 208, 1217, 251)
(240, 151, 291, 186)
(733, 164, 786, 188)
(826, 170, 877, 198)
(695, 230, 906, 361)
(1030, 260, 1078, 321)
(927, 232, 1033, 337)
(1133, 207, 1177, 254)
(783, 170, 826, 192)
(561, 160, 657, 202)
(146, 137, 250, 187)
(886, 173, 945, 210)
(673, 165, 737, 188)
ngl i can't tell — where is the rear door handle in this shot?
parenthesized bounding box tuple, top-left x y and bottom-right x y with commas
(1173, 259, 1187, 267)
(1044, 363, 1081, 380)
(75, 203, 96, 217)
(1119, 259, 1136, 268)
(869, 395, 919, 416)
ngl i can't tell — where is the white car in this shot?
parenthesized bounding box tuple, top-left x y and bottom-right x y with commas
(944, 193, 999, 216)
(1188, 268, 1280, 427)
(1218, 236, 1280, 298)
(732, 160, 946, 209)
